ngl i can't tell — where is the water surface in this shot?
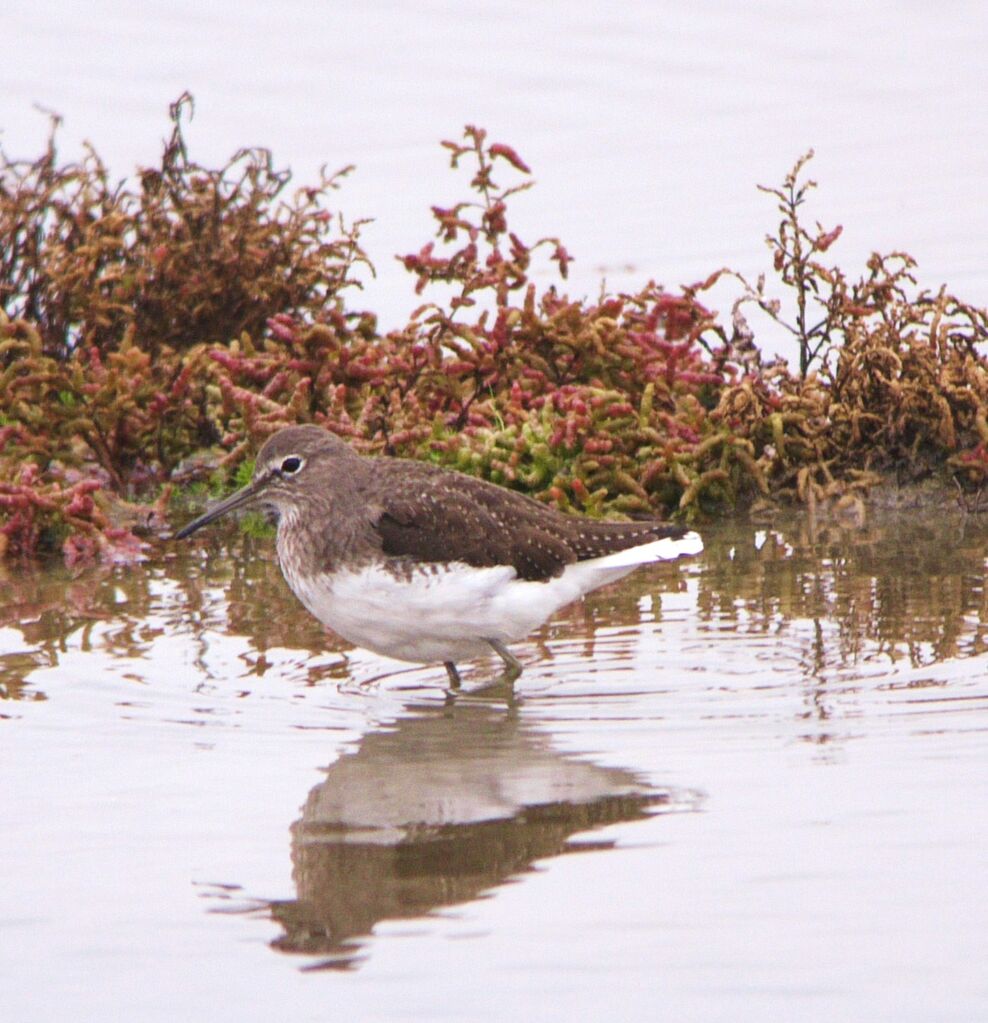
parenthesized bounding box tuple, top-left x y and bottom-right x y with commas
(3, 1, 986, 348)
(3, 510, 987, 1020)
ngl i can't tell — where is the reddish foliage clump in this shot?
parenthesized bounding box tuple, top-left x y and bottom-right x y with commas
(2, 105, 987, 563)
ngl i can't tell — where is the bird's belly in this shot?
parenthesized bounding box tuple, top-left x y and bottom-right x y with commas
(280, 561, 582, 665)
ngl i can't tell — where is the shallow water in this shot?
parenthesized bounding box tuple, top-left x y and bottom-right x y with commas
(3, 509, 988, 1020)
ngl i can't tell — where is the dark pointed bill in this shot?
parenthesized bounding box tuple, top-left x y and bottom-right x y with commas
(173, 479, 263, 539)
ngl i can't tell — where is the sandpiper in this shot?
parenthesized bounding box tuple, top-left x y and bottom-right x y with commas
(175, 425, 703, 685)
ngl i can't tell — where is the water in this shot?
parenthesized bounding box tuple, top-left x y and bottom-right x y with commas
(3, 510, 988, 1020)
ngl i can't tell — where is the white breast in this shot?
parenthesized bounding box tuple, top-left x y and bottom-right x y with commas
(279, 560, 577, 664)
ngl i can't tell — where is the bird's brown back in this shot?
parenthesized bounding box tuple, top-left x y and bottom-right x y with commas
(370, 458, 686, 582)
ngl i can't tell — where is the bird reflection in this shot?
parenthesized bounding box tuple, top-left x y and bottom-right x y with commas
(265, 698, 678, 970)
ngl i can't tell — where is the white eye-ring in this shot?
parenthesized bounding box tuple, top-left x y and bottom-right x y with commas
(279, 455, 304, 475)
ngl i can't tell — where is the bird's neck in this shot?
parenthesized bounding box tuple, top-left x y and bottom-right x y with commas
(275, 487, 377, 577)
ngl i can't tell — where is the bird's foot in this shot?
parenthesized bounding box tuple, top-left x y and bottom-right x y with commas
(461, 675, 518, 704)
(486, 638, 523, 685)
(444, 661, 462, 689)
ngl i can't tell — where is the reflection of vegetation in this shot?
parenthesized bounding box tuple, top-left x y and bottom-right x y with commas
(0, 529, 344, 701)
(696, 513, 988, 671)
(2, 99, 986, 562)
(3, 511, 986, 703)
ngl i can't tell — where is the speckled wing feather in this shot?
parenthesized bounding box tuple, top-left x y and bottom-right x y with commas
(374, 485, 576, 581)
(371, 462, 687, 583)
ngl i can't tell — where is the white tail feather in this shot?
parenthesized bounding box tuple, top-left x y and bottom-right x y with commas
(589, 530, 704, 570)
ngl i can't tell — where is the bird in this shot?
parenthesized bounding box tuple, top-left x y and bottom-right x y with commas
(175, 425, 702, 686)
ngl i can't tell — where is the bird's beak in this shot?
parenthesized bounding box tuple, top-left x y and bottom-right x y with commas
(173, 476, 266, 539)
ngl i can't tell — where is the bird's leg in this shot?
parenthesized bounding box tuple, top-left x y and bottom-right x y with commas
(444, 661, 462, 688)
(486, 639, 523, 685)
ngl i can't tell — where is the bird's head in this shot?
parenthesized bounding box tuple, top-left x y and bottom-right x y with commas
(174, 425, 356, 539)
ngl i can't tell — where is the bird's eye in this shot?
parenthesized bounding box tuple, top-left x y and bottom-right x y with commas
(280, 455, 303, 474)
